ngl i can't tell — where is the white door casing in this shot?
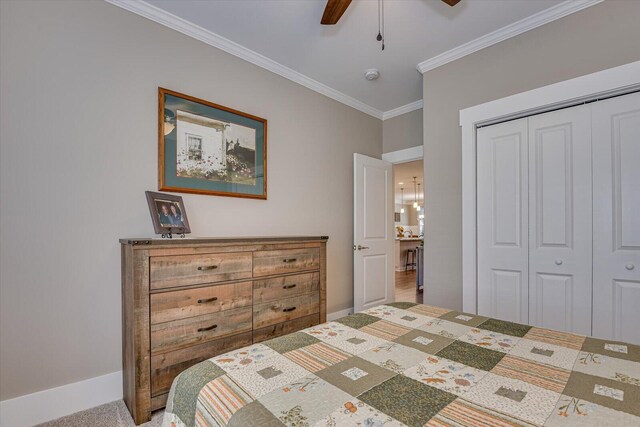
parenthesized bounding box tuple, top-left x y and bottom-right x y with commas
(592, 92, 640, 344)
(476, 118, 529, 323)
(353, 154, 395, 312)
(527, 105, 592, 335)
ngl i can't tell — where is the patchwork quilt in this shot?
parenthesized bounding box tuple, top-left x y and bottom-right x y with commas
(162, 303, 640, 427)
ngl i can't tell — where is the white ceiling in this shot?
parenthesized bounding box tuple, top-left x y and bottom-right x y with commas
(143, 0, 565, 114)
(394, 160, 423, 205)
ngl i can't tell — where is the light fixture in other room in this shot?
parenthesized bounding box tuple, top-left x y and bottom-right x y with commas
(416, 182, 421, 210)
(365, 69, 380, 81)
(400, 188, 405, 213)
(412, 177, 418, 208)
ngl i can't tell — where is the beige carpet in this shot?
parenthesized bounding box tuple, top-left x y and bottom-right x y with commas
(36, 400, 164, 427)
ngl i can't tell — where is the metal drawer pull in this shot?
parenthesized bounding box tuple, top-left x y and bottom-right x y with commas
(626, 264, 635, 271)
(197, 265, 218, 271)
(554, 259, 563, 266)
(197, 324, 218, 332)
(283, 258, 298, 263)
(283, 307, 297, 312)
(197, 297, 218, 304)
(283, 284, 297, 289)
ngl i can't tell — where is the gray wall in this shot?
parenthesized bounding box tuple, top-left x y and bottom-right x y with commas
(382, 108, 422, 153)
(422, 0, 640, 311)
(0, 0, 381, 400)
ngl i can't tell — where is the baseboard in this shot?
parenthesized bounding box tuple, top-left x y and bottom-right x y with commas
(0, 371, 123, 427)
(327, 307, 354, 321)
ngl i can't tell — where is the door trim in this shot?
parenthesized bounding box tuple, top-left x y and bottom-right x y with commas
(460, 60, 640, 314)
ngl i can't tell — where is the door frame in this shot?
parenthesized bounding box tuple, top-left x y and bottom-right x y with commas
(460, 60, 640, 314)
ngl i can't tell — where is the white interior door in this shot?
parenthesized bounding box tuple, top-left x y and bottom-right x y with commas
(528, 105, 592, 335)
(592, 92, 640, 344)
(353, 154, 394, 312)
(477, 118, 529, 323)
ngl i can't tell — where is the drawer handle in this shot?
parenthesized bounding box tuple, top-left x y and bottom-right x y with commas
(282, 258, 297, 263)
(283, 307, 297, 312)
(197, 324, 218, 332)
(197, 297, 218, 304)
(197, 265, 218, 271)
(283, 284, 297, 290)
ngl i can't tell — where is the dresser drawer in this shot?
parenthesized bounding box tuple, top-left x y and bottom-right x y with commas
(253, 292, 320, 329)
(150, 281, 252, 324)
(151, 307, 252, 354)
(253, 272, 319, 304)
(150, 252, 252, 290)
(253, 314, 320, 343)
(151, 331, 252, 397)
(253, 248, 319, 277)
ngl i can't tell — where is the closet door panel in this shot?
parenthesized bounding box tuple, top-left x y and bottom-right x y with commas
(592, 92, 640, 344)
(528, 105, 592, 335)
(477, 118, 528, 323)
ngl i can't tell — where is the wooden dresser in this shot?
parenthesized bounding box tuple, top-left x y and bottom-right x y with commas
(120, 236, 328, 424)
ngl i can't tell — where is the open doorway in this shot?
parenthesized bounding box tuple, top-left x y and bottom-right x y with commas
(392, 159, 424, 303)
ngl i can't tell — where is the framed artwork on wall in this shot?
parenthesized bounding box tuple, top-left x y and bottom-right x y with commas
(158, 88, 267, 199)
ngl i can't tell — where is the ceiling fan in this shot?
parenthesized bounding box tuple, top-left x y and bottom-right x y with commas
(321, 0, 461, 25)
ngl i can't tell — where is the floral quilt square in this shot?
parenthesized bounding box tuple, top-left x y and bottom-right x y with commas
(573, 351, 640, 386)
(458, 327, 520, 353)
(302, 322, 355, 341)
(403, 354, 488, 396)
(313, 399, 406, 427)
(225, 354, 311, 398)
(581, 337, 640, 363)
(544, 395, 640, 426)
(463, 373, 560, 425)
(358, 342, 427, 374)
(258, 375, 352, 427)
(211, 344, 280, 372)
(418, 318, 473, 339)
(563, 371, 640, 416)
(317, 329, 389, 355)
(509, 338, 579, 370)
(362, 306, 433, 328)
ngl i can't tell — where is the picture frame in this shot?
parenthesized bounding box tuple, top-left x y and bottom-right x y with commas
(158, 88, 267, 199)
(145, 191, 191, 236)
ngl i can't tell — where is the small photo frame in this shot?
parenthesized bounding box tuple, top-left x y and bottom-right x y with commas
(145, 191, 191, 236)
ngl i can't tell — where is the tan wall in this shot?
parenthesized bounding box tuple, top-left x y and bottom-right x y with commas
(0, 0, 381, 400)
(382, 108, 422, 153)
(422, 0, 640, 310)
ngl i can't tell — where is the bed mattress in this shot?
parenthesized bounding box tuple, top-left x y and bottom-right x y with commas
(162, 302, 640, 427)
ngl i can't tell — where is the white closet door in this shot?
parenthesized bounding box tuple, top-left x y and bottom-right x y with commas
(528, 105, 592, 335)
(477, 118, 529, 323)
(592, 92, 640, 345)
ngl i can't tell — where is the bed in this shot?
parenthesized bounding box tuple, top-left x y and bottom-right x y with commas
(162, 302, 640, 427)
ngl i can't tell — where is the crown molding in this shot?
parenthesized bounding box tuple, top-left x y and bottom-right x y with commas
(104, 0, 385, 119)
(417, 0, 604, 74)
(382, 100, 423, 120)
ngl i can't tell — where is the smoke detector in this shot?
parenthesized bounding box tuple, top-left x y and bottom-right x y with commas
(364, 69, 380, 81)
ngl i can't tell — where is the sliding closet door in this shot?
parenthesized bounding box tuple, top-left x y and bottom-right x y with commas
(477, 118, 529, 323)
(592, 92, 640, 344)
(527, 105, 592, 335)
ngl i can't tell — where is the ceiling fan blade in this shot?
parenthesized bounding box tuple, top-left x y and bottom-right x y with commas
(321, 0, 352, 25)
(441, 0, 461, 6)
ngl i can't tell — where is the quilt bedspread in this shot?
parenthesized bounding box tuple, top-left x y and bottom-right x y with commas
(162, 302, 640, 427)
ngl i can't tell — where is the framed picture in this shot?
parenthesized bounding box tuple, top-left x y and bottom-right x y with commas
(159, 88, 267, 199)
(145, 191, 191, 236)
